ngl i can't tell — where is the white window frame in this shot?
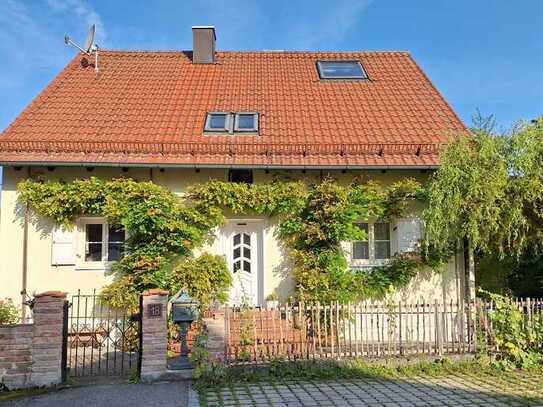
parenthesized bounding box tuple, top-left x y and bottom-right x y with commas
(317, 60, 368, 80)
(75, 217, 127, 271)
(204, 112, 232, 133)
(234, 112, 259, 132)
(349, 221, 391, 268)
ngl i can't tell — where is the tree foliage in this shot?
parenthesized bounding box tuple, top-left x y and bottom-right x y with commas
(424, 118, 543, 258)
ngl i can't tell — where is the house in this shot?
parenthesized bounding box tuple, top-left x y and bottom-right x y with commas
(0, 27, 470, 310)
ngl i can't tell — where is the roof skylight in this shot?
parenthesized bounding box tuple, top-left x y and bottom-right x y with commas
(317, 61, 367, 80)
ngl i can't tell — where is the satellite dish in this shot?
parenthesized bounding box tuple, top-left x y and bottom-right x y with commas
(64, 24, 100, 73)
(64, 24, 97, 54)
(84, 24, 96, 53)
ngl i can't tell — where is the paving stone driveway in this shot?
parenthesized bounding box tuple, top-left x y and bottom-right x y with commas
(200, 376, 543, 406)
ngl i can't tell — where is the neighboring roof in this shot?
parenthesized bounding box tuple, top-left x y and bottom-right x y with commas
(0, 50, 465, 168)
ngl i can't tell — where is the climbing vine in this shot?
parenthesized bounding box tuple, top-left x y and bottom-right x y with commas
(17, 174, 440, 307)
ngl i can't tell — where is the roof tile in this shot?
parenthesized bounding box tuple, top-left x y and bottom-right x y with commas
(0, 50, 465, 166)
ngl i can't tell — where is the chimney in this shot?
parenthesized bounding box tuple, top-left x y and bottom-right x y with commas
(192, 26, 216, 64)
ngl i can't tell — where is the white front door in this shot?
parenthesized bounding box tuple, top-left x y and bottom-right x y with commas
(223, 221, 262, 306)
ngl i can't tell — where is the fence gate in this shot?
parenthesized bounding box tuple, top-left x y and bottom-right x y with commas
(63, 290, 141, 379)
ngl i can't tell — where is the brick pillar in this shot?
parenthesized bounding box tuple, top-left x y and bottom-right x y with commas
(141, 289, 168, 381)
(31, 291, 67, 387)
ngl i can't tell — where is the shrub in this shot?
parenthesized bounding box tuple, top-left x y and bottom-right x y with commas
(479, 290, 543, 369)
(0, 299, 19, 325)
(168, 253, 232, 309)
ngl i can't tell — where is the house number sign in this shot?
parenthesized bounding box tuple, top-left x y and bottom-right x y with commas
(147, 303, 162, 318)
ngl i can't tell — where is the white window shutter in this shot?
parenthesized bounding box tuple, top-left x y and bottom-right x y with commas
(52, 226, 76, 265)
(395, 217, 424, 254)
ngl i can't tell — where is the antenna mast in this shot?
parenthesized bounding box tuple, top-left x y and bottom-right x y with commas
(64, 24, 99, 73)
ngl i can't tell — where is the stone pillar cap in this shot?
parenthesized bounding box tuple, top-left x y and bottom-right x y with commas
(143, 288, 169, 296)
(34, 291, 67, 299)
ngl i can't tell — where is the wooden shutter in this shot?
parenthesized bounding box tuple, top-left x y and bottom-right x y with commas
(51, 226, 76, 266)
(395, 217, 423, 253)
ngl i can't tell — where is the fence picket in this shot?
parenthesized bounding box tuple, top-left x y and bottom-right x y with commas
(222, 297, 540, 364)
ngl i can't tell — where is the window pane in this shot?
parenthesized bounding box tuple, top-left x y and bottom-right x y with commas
(86, 243, 102, 262)
(355, 223, 369, 239)
(319, 61, 366, 78)
(208, 114, 227, 129)
(233, 260, 241, 273)
(237, 114, 255, 130)
(108, 226, 124, 242)
(374, 223, 390, 240)
(229, 169, 253, 184)
(233, 233, 241, 246)
(244, 261, 251, 273)
(243, 247, 251, 259)
(353, 241, 369, 259)
(243, 233, 250, 245)
(375, 241, 391, 259)
(85, 224, 102, 261)
(86, 223, 102, 243)
(108, 243, 123, 261)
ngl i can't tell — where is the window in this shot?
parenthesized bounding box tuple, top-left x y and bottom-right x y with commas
(317, 61, 367, 79)
(234, 113, 258, 132)
(352, 222, 391, 264)
(78, 218, 126, 268)
(204, 112, 231, 132)
(229, 169, 253, 184)
(204, 112, 259, 134)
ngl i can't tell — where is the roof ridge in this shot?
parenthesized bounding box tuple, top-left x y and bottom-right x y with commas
(96, 49, 412, 55)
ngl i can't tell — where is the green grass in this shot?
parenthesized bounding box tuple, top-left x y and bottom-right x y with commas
(196, 357, 543, 390)
(0, 387, 53, 402)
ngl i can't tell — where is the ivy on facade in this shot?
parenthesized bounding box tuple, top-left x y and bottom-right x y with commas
(17, 175, 443, 307)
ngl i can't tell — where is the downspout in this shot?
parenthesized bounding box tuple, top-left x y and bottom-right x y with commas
(463, 237, 475, 302)
(21, 166, 31, 321)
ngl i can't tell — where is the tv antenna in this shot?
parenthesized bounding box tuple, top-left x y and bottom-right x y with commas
(64, 24, 99, 72)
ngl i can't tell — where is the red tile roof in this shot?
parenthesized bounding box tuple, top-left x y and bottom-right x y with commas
(0, 50, 465, 167)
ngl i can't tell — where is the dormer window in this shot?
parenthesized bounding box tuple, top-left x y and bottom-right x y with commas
(317, 61, 367, 80)
(234, 112, 258, 132)
(204, 112, 259, 134)
(205, 112, 231, 132)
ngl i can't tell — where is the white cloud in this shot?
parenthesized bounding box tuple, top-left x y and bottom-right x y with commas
(0, 0, 106, 88)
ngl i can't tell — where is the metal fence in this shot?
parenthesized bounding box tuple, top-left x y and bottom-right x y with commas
(225, 298, 543, 364)
(66, 290, 140, 378)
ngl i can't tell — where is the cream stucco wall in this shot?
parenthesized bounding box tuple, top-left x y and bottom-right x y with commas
(0, 166, 464, 309)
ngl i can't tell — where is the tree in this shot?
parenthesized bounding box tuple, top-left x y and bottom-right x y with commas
(425, 117, 543, 261)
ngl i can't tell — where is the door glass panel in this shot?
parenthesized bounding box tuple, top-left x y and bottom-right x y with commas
(233, 260, 241, 273)
(243, 247, 250, 259)
(234, 247, 240, 259)
(244, 261, 251, 273)
(243, 233, 250, 245)
(234, 233, 241, 246)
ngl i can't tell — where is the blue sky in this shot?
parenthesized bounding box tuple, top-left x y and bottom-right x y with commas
(0, 0, 542, 184)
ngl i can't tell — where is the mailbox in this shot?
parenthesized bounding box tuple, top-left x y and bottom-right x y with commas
(169, 291, 200, 370)
(171, 291, 200, 323)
